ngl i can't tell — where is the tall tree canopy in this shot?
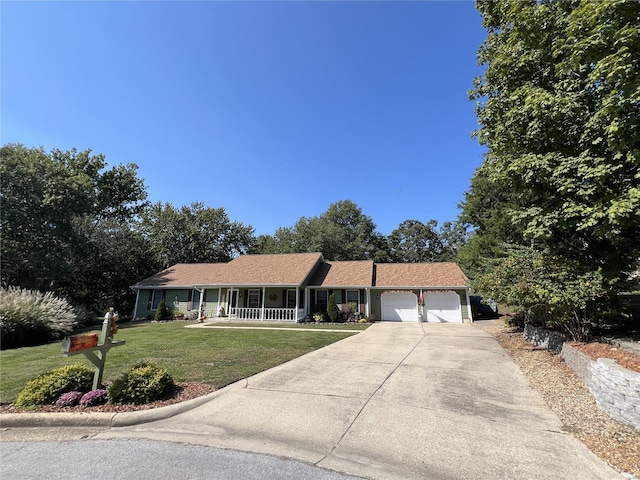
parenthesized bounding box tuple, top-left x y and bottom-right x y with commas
(388, 220, 444, 263)
(461, 0, 640, 336)
(1, 144, 149, 311)
(141, 202, 256, 268)
(253, 200, 388, 261)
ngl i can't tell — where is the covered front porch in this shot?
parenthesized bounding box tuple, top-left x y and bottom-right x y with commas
(198, 286, 307, 323)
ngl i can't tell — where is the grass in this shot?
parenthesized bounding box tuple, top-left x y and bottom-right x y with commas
(0, 321, 366, 404)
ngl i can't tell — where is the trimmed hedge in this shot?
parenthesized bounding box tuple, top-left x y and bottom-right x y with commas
(14, 364, 94, 409)
(107, 361, 174, 405)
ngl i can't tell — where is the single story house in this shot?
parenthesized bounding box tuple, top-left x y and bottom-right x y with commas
(131, 252, 472, 323)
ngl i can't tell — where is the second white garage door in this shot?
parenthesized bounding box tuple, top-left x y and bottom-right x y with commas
(425, 291, 462, 323)
(381, 291, 419, 322)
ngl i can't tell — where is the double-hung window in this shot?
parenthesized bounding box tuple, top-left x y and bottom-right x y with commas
(149, 289, 164, 310)
(248, 289, 260, 308)
(316, 290, 328, 311)
(188, 289, 201, 311)
(286, 289, 296, 308)
(346, 290, 360, 309)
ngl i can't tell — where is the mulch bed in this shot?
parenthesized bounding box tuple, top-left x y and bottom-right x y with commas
(571, 342, 640, 373)
(474, 320, 640, 478)
(0, 382, 217, 414)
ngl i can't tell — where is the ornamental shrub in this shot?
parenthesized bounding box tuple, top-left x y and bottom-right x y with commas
(107, 361, 174, 405)
(154, 299, 171, 321)
(0, 286, 78, 348)
(55, 391, 83, 407)
(327, 294, 339, 322)
(80, 389, 107, 406)
(14, 364, 94, 409)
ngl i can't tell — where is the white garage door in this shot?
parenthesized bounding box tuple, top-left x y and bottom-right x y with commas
(425, 291, 462, 323)
(381, 291, 418, 322)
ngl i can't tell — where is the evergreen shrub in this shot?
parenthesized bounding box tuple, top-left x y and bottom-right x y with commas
(327, 294, 339, 322)
(107, 361, 174, 405)
(14, 364, 94, 409)
(154, 299, 171, 321)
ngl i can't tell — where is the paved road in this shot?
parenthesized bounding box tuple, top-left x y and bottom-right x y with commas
(1, 322, 624, 479)
(1, 439, 365, 479)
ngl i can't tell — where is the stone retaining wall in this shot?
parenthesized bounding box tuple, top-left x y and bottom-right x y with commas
(561, 343, 640, 430)
(523, 324, 567, 352)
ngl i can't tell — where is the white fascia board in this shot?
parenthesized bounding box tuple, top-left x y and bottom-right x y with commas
(130, 285, 195, 290)
(374, 286, 469, 290)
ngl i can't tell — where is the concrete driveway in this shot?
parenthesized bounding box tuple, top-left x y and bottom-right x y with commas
(96, 322, 620, 479)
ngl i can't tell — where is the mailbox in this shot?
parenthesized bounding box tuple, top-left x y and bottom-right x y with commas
(61, 333, 99, 353)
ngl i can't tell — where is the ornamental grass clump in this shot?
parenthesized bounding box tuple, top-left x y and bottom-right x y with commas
(107, 361, 174, 405)
(55, 391, 83, 407)
(14, 364, 94, 409)
(0, 285, 78, 348)
(80, 389, 107, 406)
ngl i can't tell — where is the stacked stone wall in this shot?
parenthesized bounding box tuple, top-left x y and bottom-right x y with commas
(561, 343, 640, 430)
(523, 324, 567, 352)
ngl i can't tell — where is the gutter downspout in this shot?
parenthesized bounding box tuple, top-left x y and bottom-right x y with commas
(132, 288, 140, 321)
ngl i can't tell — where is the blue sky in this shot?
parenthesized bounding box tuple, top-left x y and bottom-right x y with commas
(2, 1, 487, 237)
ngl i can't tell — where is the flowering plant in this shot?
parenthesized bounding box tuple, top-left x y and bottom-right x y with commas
(80, 389, 107, 406)
(55, 391, 83, 407)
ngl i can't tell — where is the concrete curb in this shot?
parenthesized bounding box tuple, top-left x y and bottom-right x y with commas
(0, 330, 357, 430)
(0, 388, 225, 429)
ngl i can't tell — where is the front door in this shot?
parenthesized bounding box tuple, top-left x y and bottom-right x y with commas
(229, 290, 238, 317)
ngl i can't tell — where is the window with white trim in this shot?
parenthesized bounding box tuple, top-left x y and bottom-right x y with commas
(149, 289, 163, 310)
(346, 290, 360, 309)
(188, 289, 201, 311)
(286, 289, 296, 308)
(316, 290, 328, 310)
(248, 289, 260, 308)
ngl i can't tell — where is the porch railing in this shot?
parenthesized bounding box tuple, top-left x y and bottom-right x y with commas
(227, 307, 304, 322)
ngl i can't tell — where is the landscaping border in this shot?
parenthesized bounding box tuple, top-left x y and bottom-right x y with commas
(523, 324, 567, 352)
(561, 343, 640, 430)
(523, 324, 639, 430)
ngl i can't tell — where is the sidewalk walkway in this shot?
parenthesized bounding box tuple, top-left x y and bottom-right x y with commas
(95, 322, 621, 480)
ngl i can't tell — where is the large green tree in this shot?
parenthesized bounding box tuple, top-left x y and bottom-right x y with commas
(141, 202, 255, 267)
(252, 200, 388, 261)
(1, 144, 148, 311)
(462, 0, 640, 335)
(388, 220, 445, 263)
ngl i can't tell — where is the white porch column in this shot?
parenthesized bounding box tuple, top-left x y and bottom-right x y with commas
(295, 287, 300, 322)
(465, 289, 474, 323)
(365, 288, 371, 317)
(196, 287, 205, 318)
(218, 288, 222, 316)
(261, 286, 266, 321)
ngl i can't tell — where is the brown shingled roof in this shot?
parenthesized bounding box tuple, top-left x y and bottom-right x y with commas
(374, 262, 468, 288)
(132, 263, 230, 288)
(133, 253, 324, 288)
(221, 252, 323, 285)
(132, 254, 469, 290)
(309, 260, 374, 287)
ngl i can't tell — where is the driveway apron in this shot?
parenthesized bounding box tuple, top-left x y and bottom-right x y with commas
(97, 323, 621, 480)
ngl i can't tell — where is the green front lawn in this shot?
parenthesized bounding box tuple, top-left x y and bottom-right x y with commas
(0, 321, 364, 404)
